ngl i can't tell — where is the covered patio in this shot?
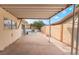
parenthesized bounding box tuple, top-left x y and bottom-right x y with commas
(0, 4, 79, 55)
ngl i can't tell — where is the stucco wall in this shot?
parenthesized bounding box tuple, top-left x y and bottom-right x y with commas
(41, 25, 61, 41)
(0, 7, 22, 50)
(41, 20, 73, 46)
(41, 17, 78, 47)
(63, 19, 77, 46)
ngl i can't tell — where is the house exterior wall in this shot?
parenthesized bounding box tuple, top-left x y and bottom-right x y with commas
(0, 7, 22, 50)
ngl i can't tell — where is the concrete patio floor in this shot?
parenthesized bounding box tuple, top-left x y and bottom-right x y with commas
(0, 32, 66, 55)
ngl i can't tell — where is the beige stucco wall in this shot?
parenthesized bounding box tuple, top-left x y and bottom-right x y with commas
(63, 23, 72, 45)
(41, 24, 72, 45)
(51, 25, 61, 41)
(41, 16, 78, 47)
(41, 25, 61, 41)
(41, 18, 75, 46)
(0, 7, 22, 50)
(63, 19, 77, 46)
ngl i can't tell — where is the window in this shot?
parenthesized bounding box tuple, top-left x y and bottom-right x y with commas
(4, 18, 17, 29)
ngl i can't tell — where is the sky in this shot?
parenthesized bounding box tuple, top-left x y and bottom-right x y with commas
(25, 19, 50, 25)
(25, 5, 76, 25)
(50, 5, 74, 25)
